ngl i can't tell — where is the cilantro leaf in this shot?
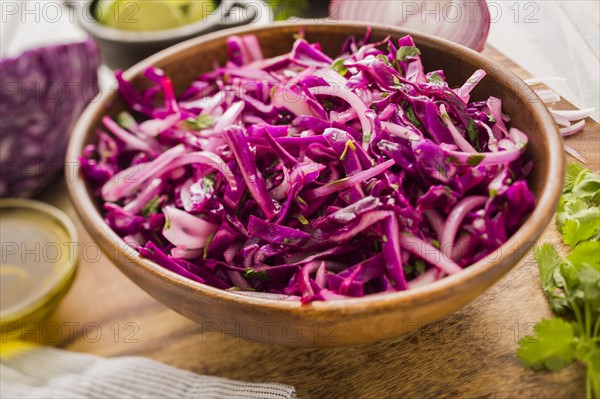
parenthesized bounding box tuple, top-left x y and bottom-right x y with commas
(565, 163, 587, 193)
(142, 196, 162, 218)
(467, 119, 480, 146)
(520, 165, 599, 394)
(467, 154, 484, 167)
(534, 243, 571, 313)
(404, 104, 421, 128)
(517, 318, 576, 371)
(117, 111, 137, 130)
(396, 46, 421, 62)
(427, 72, 444, 86)
(184, 114, 213, 130)
(562, 208, 600, 248)
(243, 267, 269, 281)
(332, 58, 348, 76)
(573, 171, 600, 205)
(574, 265, 600, 313)
(534, 243, 563, 293)
(567, 240, 600, 271)
(557, 194, 594, 231)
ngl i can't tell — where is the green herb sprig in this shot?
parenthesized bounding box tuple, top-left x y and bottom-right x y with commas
(517, 163, 600, 399)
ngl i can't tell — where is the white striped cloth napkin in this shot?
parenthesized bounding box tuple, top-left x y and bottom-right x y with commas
(0, 346, 296, 399)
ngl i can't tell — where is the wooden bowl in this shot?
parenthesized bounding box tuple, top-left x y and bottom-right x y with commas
(66, 22, 564, 347)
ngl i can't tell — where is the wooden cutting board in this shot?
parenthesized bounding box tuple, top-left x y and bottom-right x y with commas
(28, 47, 599, 399)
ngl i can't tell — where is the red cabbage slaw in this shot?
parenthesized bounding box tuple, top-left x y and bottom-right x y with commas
(80, 30, 535, 302)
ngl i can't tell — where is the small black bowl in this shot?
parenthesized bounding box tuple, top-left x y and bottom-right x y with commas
(71, 0, 258, 70)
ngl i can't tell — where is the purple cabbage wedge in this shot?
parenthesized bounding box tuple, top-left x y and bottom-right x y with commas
(80, 31, 535, 302)
(1, 40, 100, 197)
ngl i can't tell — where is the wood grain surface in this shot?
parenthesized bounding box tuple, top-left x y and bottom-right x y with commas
(29, 47, 599, 399)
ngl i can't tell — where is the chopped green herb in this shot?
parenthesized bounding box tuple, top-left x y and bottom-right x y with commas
(362, 131, 372, 145)
(243, 267, 269, 281)
(331, 58, 348, 76)
(487, 115, 497, 124)
(164, 215, 171, 231)
(373, 240, 381, 252)
(203, 233, 215, 260)
(467, 119, 480, 148)
(184, 114, 213, 130)
(294, 214, 309, 225)
(428, 72, 444, 86)
(517, 164, 600, 399)
(376, 54, 392, 66)
(117, 111, 136, 130)
(235, 192, 250, 216)
(142, 195, 162, 218)
(396, 46, 421, 62)
(323, 99, 335, 111)
(405, 105, 421, 128)
(467, 154, 485, 167)
(445, 155, 459, 165)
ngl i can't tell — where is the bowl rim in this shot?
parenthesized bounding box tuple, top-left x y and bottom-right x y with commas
(66, 20, 564, 315)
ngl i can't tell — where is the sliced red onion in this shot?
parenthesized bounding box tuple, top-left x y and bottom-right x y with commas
(101, 145, 236, 202)
(171, 247, 203, 259)
(381, 121, 421, 140)
(102, 144, 186, 202)
(440, 104, 477, 153)
(139, 114, 180, 137)
(564, 144, 587, 164)
(560, 120, 586, 137)
(534, 89, 561, 104)
(302, 159, 395, 200)
(309, 85, 372, 147)
(551, 107, 595, 121)
(408, 268, 442, 289)
(162, 205, 218, 249)
(455, 69, 486, 103)
(330, 0, 490, 51)
(102, 116, 160, 154)
(551, 112, 572, 128)
(441, 196, 487, 257)
(398, 233, 462, 275)
(123, 178, 164, 214)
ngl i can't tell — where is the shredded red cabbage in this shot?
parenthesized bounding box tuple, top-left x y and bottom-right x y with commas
(80, 31, 535, 302)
